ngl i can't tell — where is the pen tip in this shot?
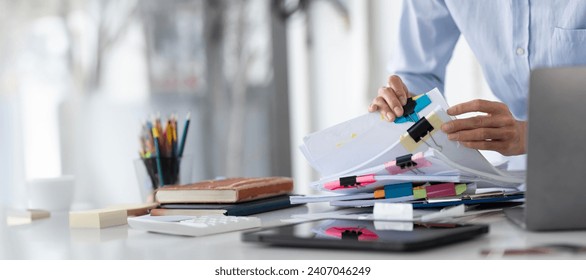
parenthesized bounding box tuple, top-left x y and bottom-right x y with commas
(186, 111, 191, 120)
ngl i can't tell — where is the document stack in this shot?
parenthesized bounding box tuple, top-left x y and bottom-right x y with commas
(292, 89, 525, 209)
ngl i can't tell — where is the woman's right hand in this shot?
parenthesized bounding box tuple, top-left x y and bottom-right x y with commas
(368, 75, 412, 122)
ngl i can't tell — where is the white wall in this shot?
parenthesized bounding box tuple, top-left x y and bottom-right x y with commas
(0, 0, 507, 207)
(287, 1, 371, 195)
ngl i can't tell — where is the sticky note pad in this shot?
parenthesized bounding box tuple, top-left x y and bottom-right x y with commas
(106, 202, 159, 217)
(6, 209, 51, 226)
(69, 209, 127, 229)
(8, 209, 50, 220)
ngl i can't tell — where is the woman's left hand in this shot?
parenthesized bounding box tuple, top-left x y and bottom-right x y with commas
(440, 99, 527, 156)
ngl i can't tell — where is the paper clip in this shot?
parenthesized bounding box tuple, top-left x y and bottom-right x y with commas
(408, 117, 443, 150)
(399, 111, 445, 152)
(324, 174, 377, 191)
(397, 154, 422, 174)
(402, 98, 417, 122)
(384, 152, 433, 175)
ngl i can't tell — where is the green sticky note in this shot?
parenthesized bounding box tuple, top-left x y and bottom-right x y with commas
(455, 183, 467, 195)
(413, 187, 427, 199)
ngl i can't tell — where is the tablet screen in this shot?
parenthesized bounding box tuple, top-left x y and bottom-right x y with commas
(242, 219, 488, 252)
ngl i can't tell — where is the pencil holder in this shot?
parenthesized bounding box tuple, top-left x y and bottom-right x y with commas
(134, 155, 193, 202)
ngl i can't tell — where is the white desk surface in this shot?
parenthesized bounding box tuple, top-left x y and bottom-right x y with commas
(1, 204, 586, 260)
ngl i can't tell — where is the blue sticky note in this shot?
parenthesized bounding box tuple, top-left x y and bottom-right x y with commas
(384, 182, 413, 198)
(394, 94, 432, 124)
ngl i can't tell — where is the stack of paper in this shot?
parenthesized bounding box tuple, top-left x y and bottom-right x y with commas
(295, 88, 525, 208)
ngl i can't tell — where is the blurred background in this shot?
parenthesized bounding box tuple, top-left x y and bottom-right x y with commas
(0, 0, 497, 209)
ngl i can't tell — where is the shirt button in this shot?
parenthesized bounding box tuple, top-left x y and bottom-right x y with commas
(516, 47, 525, 56)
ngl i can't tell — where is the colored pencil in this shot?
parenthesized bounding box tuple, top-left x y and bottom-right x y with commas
(149, 121, 165, 186)
(177, 112, 191, 158)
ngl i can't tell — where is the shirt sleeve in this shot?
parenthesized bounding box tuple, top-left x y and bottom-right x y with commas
(388, 0, 461, 95)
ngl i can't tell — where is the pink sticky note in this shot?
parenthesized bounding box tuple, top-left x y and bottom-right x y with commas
(425, 183, 457, 198)
(324, 174, 376, 191)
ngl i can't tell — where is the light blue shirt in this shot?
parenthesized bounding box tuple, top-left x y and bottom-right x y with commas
(390, 0, 586, 120)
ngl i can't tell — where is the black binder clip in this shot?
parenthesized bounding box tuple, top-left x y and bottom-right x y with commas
(341, 229, 363, 240)
(401, 97, 417, 122)
(406, 117, 443, 150)
(339, 176, 358, 188)
(396, 154, 424, 174)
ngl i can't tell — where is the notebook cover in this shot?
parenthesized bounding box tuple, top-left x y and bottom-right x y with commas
(155, 194, 301, 216)
(155, 177, 294, 203)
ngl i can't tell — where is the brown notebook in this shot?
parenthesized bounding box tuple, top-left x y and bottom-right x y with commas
(154, 177, 294, 203)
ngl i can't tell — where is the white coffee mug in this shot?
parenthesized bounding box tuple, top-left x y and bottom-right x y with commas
(27, 175, 75, 211)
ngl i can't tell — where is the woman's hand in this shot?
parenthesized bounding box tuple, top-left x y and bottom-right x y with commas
(441, 99, 527, 156)
(368, 75, 412, 122)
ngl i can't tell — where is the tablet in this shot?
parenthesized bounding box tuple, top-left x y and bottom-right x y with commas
(242, 219, 488, 252)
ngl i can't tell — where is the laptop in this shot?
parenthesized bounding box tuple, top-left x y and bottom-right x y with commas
(505, 67, 586, 231)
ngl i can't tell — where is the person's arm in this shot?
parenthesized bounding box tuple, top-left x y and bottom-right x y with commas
(369, 1, 527, 155)
(369, 0, 461, 121)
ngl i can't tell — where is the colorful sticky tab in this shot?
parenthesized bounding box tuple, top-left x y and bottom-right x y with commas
(394, 94, 432, 123)
(413, 186, 427, 199)
(412, 183, 467, 199)
(426, 183, 457, 198)
(455, 183, 467, 195)
(373, 189, 386, 199)
(383, 182, 413, 198)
